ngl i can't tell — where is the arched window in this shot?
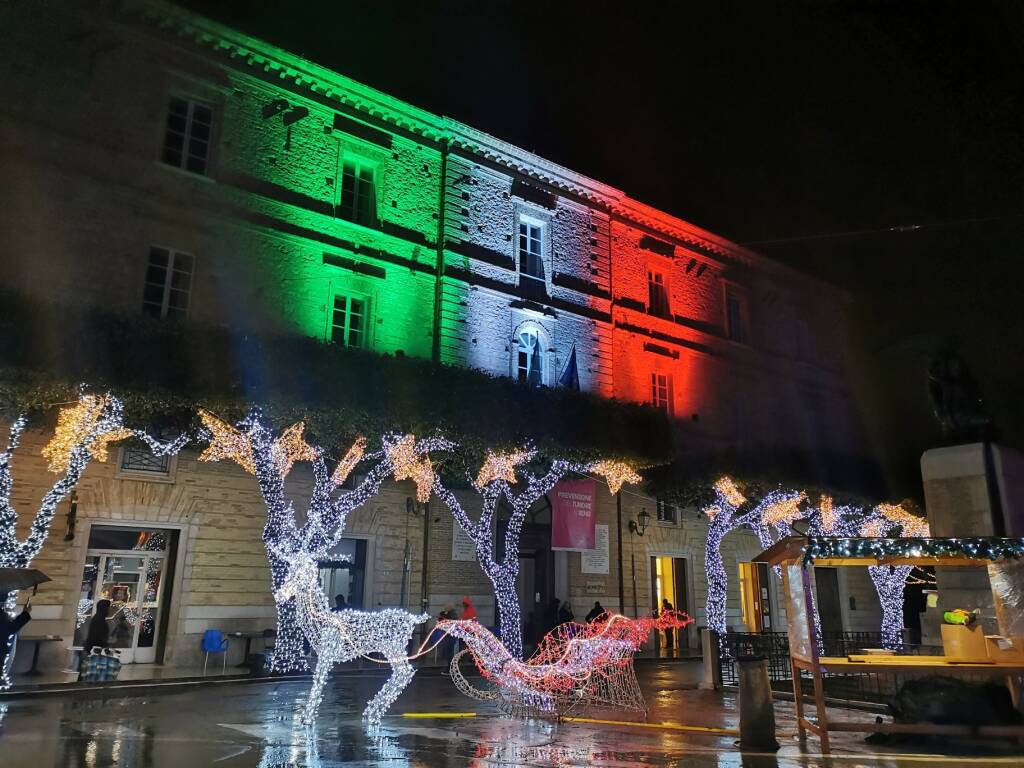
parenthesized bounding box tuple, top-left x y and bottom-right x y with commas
(516, 328, 545, 386)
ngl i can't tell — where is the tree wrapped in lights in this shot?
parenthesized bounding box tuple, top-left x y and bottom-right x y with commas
(860, 503, 930, 649)
(432, 453, 638, 659)
(702, 477, 806, 635)
(0, 393, 186, 688)
(198, 409, 451, 672)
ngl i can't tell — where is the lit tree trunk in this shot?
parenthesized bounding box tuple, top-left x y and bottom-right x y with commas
(491, 566, 522, 660)
(703, 511, 734, 636)
(0, 396, 185, 689)
(870, 564, 911, 649)
(434, 456, 580, 660)
(200, 412, 449, 674)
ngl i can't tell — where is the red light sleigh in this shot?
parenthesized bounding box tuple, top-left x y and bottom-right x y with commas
(438, 610, 693, 718)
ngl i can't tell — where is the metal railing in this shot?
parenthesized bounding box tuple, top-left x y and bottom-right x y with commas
(718, 631, 945, 704)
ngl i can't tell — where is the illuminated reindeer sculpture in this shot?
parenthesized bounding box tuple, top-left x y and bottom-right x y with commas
(273, 533, 429, 727)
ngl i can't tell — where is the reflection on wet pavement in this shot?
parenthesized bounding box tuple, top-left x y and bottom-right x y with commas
(0, 663, 1021, 766)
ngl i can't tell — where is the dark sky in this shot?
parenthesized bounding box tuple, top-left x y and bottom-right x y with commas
(181, 0, 1024, 495)
(182, 1, 1024, 242)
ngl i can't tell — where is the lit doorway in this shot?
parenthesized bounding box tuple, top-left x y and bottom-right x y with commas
(75, 526, 171, 664)
(739, 562, 774, 632)
(650, 556, 689, 650)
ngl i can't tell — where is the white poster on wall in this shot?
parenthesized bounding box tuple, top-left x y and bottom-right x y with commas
(581, 524, 609, 574)
(452, 525, 477, 561)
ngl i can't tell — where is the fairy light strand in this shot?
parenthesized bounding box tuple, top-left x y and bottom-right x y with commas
(199, 410, 452, 673)
(434, 453, 601, 659)
(440, 610, 692, 715)
(1, 393, 186, 689)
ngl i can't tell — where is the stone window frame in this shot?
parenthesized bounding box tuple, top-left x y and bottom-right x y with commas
(722, 280, 751, 346)
(655, 499, 680, 526)
(650, 370, 674, 416)
(511, 319, 551, 387)
(155, 77, 223, 181)
(114, 444, 178, 484)
(329, 287, 373, 350)
(141, 245, 195, 321)
(513, 207, 553, 297)
(647, 264, 672, 319)
(337, 149, 380, 227)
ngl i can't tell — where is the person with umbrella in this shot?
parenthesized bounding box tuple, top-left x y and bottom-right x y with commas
(0, 568, 46, 680)
(0, 603, 31, 678)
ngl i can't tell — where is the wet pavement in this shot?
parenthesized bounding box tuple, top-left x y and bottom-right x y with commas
(0, 662, 1021, 767)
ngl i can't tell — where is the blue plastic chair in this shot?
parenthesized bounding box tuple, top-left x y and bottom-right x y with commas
(202, 629, 229, 674)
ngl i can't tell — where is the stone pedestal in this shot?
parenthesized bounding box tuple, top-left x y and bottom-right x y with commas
(921, 444, 1024, 644)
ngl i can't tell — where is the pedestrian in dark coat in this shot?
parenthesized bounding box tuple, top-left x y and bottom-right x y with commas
(585, 601, 605, 623)
(0, 602, 31, 675)
(83, 599, 111, 652)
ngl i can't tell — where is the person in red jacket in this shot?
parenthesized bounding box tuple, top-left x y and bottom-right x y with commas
(461, 597, 477, 622)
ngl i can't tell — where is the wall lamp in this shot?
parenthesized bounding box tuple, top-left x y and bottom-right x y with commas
(628, 507, 650, 537)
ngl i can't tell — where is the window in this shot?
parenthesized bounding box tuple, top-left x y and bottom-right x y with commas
(331, 293, 368, 348)
(648, 270, 670, 318)
(120, 445, 171, 475)
(725, 287, 749, 344)
(161, 97, 213, 175)
(518, 220, 546, 298)
(655, 500, 678, 524)
(339, 158, 376, 225)
(651, 372, 673, 415)
(516, 328, 544, 386)
(142, 247, 193, 320)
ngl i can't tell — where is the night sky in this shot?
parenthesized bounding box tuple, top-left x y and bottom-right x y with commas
(182, 0, 1024, 496)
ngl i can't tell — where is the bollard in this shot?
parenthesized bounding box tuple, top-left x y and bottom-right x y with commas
(698, 628, 720, 690)
(737, 655, 780, 751)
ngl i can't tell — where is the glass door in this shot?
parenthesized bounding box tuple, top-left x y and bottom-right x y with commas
(76, 528, 169, 664)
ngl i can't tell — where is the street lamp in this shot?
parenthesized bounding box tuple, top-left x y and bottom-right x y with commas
(627, 508, 648, 617)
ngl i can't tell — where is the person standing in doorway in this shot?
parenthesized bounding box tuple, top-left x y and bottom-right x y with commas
(83, 599, 111, 653)
(661, 597, 675, 650)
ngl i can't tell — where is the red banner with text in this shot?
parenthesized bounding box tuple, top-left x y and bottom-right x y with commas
(551, 478, 597, 551)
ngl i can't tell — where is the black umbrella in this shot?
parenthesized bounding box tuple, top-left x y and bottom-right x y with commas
(0, 568, 51, 594)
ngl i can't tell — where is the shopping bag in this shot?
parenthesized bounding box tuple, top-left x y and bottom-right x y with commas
(79, 649, 122, 682)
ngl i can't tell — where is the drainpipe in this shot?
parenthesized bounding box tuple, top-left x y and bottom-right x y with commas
(431, 137, 449, 364)
(616, 491, 625, 614)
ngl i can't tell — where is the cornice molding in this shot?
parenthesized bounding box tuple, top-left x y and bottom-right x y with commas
(127, 0, 842, 296)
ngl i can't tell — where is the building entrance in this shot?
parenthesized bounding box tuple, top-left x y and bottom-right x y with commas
(75, 526, 171, 664)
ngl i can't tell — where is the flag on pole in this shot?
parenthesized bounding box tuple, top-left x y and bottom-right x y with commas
(558, 344, 580, 390)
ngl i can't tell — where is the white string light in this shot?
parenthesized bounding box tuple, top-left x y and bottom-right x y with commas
(199, 410, 452, 674)
(0, 392, 185, 688)
(701, 477, 930, 651)
(273, 545, 429, 727)
(433, 452, 591, 659)
(702, 478, 803, 636)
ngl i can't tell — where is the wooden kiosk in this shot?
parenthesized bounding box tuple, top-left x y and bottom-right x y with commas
(755, 536, 1024, 753)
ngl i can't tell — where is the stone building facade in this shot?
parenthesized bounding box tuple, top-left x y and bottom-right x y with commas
(0, 0, 880, 671)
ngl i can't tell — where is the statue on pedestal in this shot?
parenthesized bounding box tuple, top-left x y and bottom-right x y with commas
(927, 347, 993, 444)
